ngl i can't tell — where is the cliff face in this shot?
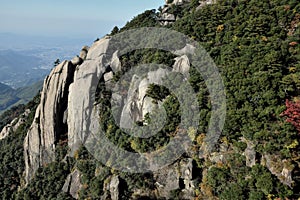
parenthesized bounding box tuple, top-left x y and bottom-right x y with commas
(23, 44, 91, 183)
(9, 0, 300, 199)
(21, 36, 118, 179)
(20, 31, 202, 198)
(24, 60, 76, 182)
(67, 37, 112, 154)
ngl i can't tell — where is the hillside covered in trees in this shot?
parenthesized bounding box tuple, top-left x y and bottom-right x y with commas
(0, 0, 300, 199)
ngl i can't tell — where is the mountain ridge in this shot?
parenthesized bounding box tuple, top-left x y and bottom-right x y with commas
(0, 81, 43, 114)
(1, 0, 300, 199)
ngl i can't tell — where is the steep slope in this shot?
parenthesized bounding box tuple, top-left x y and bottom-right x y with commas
(1, 0, 300, 199)
(24, 60, 76, 182)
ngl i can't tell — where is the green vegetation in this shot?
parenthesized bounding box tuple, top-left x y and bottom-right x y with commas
(1, 0, 300, 199)
(100, 0, 300, 198)
(0, 94, 40, 199)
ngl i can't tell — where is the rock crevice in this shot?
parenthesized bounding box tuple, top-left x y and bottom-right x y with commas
(24, 60, 77, 183)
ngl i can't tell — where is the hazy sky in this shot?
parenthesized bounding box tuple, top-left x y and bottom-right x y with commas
(0, 0, 164, 38)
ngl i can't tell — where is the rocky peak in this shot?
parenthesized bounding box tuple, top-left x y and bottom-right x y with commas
(159, 0, 217, 25)
(24, 59, 79, 183)
(165, 0, 191, 6)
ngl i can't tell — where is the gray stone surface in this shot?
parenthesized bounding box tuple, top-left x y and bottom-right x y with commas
(62, 169, 83, 199)
(241, 137, 256, 167)
(102, 175, 120, 200)
(110, 50, 121, 72)
(104, 71, 114, 83)
(180, 158, 195, 198)
(197, 0, 217, 10)
(0, 109, 30, 140)
(160, 13, 176, 26)
(153, 158, 196, 199)
(71, 56, 83, 66)
(119, 68, 169, 129)
(165, 0, 191, 6)
(173, 44, 196, 56)
(262, 154, 294, 187)
(68, 38, 110, 154)
(24, 60, 75, 183)
(173, 55, 190, 77)
(79, 46, 89, 60)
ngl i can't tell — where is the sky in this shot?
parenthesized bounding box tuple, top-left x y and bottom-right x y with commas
(0, 0, 165, 39)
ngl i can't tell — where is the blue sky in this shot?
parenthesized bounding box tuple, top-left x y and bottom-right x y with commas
(0, 0, 164, 38)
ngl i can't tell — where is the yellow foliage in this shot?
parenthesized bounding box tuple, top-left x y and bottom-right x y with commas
(267, 194, 274, 200)
(289, 66, 296, 73)
(261, 36, 268, 41)
(285, 139, 299, 149)
(217, 24, 224, 32)
(188, 127, 197, 141)
(232, 35, 238, 42)
(196, 133, 206, 145)
(200, 182, 214, 199)
(130, 139, 139, 151)
(74, 149, 79, 160)
(220, 136, 229, 145)
(107, 124, 114, 134)
(83, 183, 88, 189)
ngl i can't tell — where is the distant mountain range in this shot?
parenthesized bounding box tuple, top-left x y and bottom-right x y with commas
(0, 32, 94, 88)
(0, 32, 93, 50)
(0, 81, 43, 113)
(0, 49, 48, 88)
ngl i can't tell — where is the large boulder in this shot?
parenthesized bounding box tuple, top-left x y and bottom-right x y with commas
(165, 0, 191, 6)
(241, 137, 256, 167)
(197, 0, 217, 10)
(173, 55, 190, 77)
(119, 68, 169, 129)
(153, 158, 195, 199)
(62, 169, 83, 199)
(102, 175, 121, 200)
(262, 154, 294, 187)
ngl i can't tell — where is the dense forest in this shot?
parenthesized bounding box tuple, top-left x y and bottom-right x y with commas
(1, 0, 300, 199)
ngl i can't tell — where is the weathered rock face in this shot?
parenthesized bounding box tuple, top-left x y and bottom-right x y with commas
(160, 13, 176, 26)
(153, 158, 196, 199)
(262, 154, 294, 187)
(173, 55, 190, 77)
(118, 68, 169, 129)
(22, 34, 200, 198)
(160, 0, 217, 25)
(241, 137, 256, 167)
(62, 169, 83, 199)
(67, 38, 111, 154)
(0, 109, 30, 140)
(165, 0, 191, 6)
(24, 60, 76, 183)
(79, 46, 89, 60)
(102, 175, 121, 200)
(159, 0, 189, 25)
(197, 0, 217, 10)
(23, 36, 120, 188)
